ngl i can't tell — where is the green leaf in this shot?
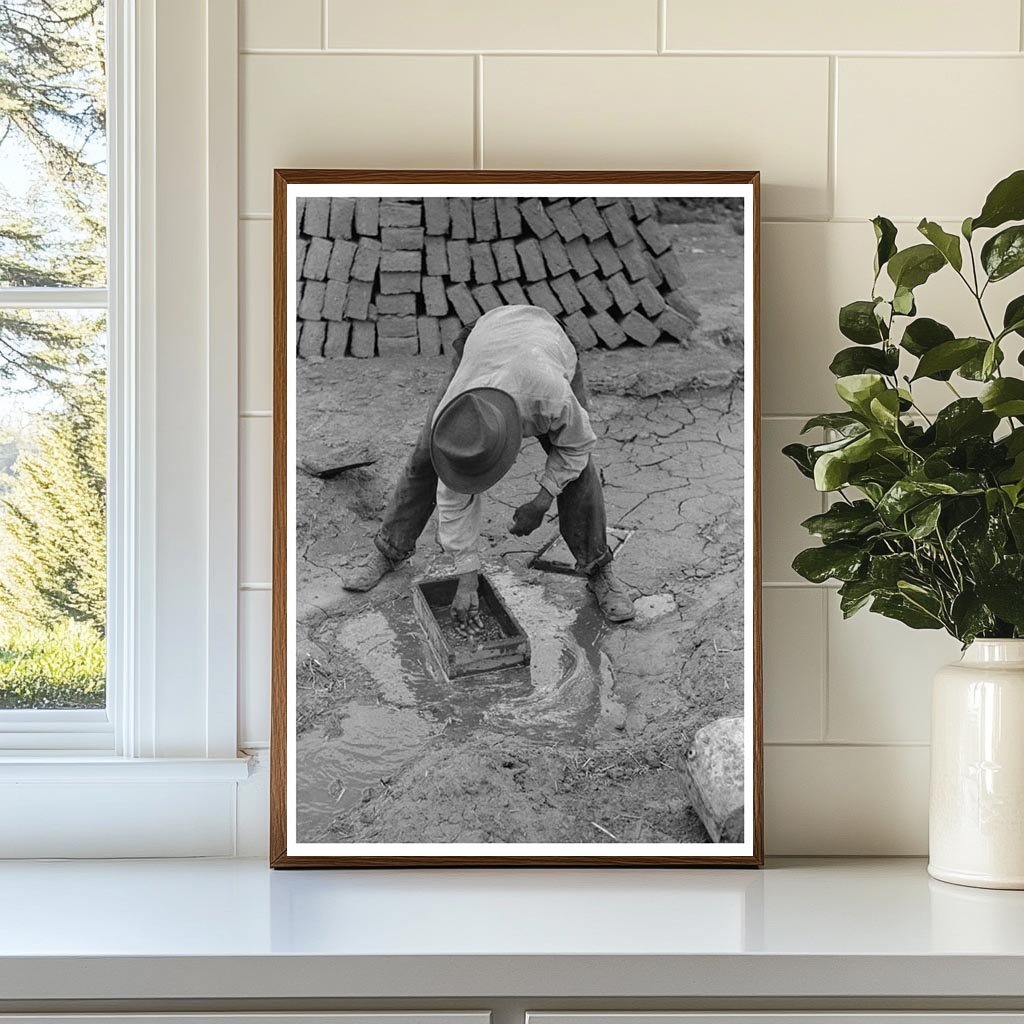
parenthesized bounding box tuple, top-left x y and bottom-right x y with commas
(950, 593, 995, 644)
(800, 412, 865, 435)
(976, 577, 1024, 629)
(814, 450, 850, 491)
(792, 543, 866, 584)
(887, 243, 946, 291)
(908, 500, 942, 540)
(962, 216, 974, 241)
(980, 378, 1024, 418)
(782, 442, 815, 479)
(871, 594, 943, 630)
(877, 479, 958, 524)
(911, 337, 988, 380)
(892, 286, 916, 316)
(800, 501, 879, 543)
(868, 552, 915, 587)
(900, 317, 954, 358)
(981, 225, 1024, 282)
(872, 216, 898, 277)
(836, 373, 887, 413)
(829, 345, 899, 378)
(933, 399, 999, 444)
(1003, 295, 1024, 340)
(982, 341, 1001, 381)
(838, 578, 882, 618)
(971, 168, 1024, 232)
(917, 219, 963, 272)
(839, 299, 886, 345)
(960, 344, 1004, 381)
(868, 389, 902, 430)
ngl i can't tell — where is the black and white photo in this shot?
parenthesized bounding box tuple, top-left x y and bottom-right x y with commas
(271, 172, 762, 867)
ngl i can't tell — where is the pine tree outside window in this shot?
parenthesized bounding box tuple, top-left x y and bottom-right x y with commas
(0, 1, 109, 727)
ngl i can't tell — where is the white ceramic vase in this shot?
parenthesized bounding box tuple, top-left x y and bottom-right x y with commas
(929, 639, 1024, 889)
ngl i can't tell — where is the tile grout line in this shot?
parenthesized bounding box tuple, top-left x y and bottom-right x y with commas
(657, 0, 666, 54)
(1021, 0, 1024, 51)
(766, 740, 931, 749)
(474, 54, 484, 169)
(321, 0, 328, 50)
(238, 47, 1024, 57)
(820, 587, 830, 743)
(827, 55, 838, 220)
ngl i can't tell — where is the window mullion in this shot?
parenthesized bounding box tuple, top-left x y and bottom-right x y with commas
(0, 287, 108, 310)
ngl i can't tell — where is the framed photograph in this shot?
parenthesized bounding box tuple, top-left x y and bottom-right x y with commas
(270, 171, 762, 867)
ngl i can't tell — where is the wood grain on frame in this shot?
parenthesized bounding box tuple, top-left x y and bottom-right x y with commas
(271, 170, 763, 868)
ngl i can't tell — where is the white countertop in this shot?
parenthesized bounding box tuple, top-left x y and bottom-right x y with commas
(1, 857, 1023, 1002)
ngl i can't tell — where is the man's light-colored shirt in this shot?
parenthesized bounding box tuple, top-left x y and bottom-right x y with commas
(432, 304, 596, 574)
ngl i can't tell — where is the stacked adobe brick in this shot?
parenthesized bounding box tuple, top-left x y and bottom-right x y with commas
(295, 196, 699, 357)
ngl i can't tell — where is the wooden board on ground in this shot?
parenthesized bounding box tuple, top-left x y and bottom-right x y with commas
(529, 526, 633, 575)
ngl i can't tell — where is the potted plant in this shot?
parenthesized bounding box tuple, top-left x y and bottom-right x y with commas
(785, 169, 1024, 889)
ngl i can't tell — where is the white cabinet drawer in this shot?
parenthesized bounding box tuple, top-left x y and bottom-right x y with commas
(528, 1015, 1024, 1024)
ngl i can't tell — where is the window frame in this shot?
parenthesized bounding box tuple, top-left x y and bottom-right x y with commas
(0, 0, 245, 806)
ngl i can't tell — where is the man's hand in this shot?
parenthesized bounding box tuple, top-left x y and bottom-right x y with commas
(451, 570, 482, 636)
(510, 488, 554, 536)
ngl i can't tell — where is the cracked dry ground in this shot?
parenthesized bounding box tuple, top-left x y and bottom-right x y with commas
(294, 222, 746, 845)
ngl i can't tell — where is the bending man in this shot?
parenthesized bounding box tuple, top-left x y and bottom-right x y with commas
(343, 304, 635, 626)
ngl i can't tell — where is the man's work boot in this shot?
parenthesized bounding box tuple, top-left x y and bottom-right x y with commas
(341, 546, 400, 592)
(587, 564, 635, 622)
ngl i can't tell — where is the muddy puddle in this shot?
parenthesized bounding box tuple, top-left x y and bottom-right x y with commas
(297, 567, 627, 840)
(295, 703, 437, 842)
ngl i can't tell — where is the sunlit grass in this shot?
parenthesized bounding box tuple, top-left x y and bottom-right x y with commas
(0, 620, 105, 709)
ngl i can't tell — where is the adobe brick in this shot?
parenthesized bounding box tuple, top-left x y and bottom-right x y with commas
(344, 279, 373, 320)
(354, 197, 379, 236)
(424, 197, 450, 235)
(565, 236, 598, 277)
(303, 197, 330, 237)
(302, 236, 332, 281)
(472, 197, 498, 241)
(349, 319, 376, 357)
(329, 197, 355, 239)
(539, 233, 571, 277)
(422, 275, 449, 316)
(620, 310, 660, 346)
(496, 197, 522, 238)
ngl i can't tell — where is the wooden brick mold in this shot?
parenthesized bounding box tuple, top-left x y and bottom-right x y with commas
(294, 195, 699, 357)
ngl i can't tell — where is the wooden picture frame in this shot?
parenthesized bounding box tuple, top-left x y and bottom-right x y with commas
(271, 170, 762, 867)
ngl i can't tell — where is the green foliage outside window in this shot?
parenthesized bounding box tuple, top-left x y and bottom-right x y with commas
(0, 1, 107, 708)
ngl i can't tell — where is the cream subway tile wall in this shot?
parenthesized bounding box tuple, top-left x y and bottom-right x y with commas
(235, 0, 1024, 854)
(665, 0, 1021, 53)
(325, 0, 659, 52)
(240, 219, 272, 412)
(239, 591, 272, 750)
(762, 588, 826, 744)
(240, 54, 475, 212)
(240, 416, 273, 588)
(826, 602, 961, 745)
(760, 419, 824, 584)
(241, 0, 321, 50)
(836, 58, 1024, 220)
(481, 56, 831, 220)
(765, 745, 931, 855)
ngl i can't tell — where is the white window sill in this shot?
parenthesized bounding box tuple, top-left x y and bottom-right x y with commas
(0, 754, 251, 782)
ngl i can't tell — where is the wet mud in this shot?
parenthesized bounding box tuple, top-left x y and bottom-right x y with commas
(294, 222, 747, 845)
